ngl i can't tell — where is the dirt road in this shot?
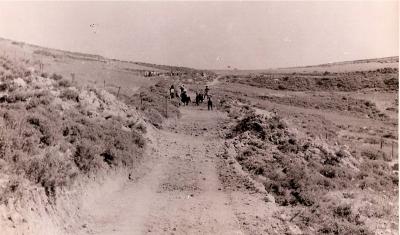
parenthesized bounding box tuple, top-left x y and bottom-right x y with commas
(77, 106, 246, 235)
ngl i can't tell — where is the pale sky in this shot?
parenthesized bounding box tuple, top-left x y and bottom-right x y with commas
(0, 1, 398, 69)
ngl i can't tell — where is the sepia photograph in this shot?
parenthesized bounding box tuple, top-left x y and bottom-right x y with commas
(0, 1, 398, 234)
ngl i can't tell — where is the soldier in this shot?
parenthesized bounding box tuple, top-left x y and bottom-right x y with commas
(169, 85, 175, 99)
(204, 85, 210, 97)
(207, 95, 213, 111)
(195, 92, 200, 105)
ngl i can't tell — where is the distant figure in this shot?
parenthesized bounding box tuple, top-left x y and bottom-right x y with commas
(195, 92, 204, 106)
(195, 92, 199, 105)
(180, 85, 186, 93)
(204, 85, 210, 97)
(170, 85, 175, 99)
(207, 95, 213, 111)
(181, 90, 191, 106)
(199, 92, 204, 103)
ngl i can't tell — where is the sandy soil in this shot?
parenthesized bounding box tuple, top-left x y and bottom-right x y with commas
(74, 107, 273, 235)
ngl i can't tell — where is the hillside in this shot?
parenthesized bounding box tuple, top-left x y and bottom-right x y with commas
(215, 56, 398, 75)
(276, 56, 399, 73)
(0, 37, 398, 235)
(0, 37, 215, 96)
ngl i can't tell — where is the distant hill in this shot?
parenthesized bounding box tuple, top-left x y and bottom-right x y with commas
(215, 56, 399, 75)
(277, 56, 398, 73)
(0, 37, 213, 75)
(0, 37, 216, 93)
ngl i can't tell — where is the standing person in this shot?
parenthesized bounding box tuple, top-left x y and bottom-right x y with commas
(204, 85, 210, 97)
(175, 89, 180, 99)
(169, 85, 175, 99)
(180, 84, 186, 93)
(195, 91, 200, 106)
(178, 85, 184, 101)
(207, 95, 213, 111)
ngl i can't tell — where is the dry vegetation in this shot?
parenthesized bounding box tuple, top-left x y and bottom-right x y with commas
(0, 55, 145, 204)
(0, 36, 397, 234)
(224, 109, 396, 233)
(223, 68, 398, 92)
(116, 79, 181, 128)
(257, 94, 389, 120)
(212, 57, 399, 234)
(215, 61, 399, 234)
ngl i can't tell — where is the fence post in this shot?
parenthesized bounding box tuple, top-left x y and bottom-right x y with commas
(165, 95, 168, 118)
(392, 141, 394, 160)
(39, 61, 43, 73)
(117, 86, 121, 98)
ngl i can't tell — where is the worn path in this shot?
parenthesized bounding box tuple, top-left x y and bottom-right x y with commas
(77, 107, 245, 235)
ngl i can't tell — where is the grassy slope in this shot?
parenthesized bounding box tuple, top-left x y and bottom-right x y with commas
(215, 56, 398, 75)
(0, 36, 210, 205)
(214, 58, 399, 234)
(0, 49, 149, 232)
(0, 37, 216, 98)
(223, 107, 397, 234)
(0, 36, 397, 234)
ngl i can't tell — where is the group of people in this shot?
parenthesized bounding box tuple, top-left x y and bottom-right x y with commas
(169, 84, 213, 110)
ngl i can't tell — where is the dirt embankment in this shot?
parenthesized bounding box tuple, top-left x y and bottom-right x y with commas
(115, 79, 181, 128)
(0, 55, 147, 234)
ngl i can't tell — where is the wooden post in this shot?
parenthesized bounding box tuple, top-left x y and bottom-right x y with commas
(39, 61, 43, 73)
(117, 86, 121, 98)
(165, 95, 168, 118)
(392, 141, 394, 160)
(103, 80, 105, 88)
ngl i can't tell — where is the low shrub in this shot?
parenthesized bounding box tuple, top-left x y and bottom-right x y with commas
(134, 122, 147, 133)
(50, 73, 63, 81)
(357, 160, 396, 191)
(334, 204, 352, 218)
(73, 141, 99, 173)
(128, 80, 181, 127)
(225, 110, 387, 233)
(0, 82, 9, 91)
(60, 88, 79, 101)
(1, 100, 145, 203)
(361, 149, 391, 161)
(26, 94, 52, 110)
(27, 115, 55, 146)
(0, 58, 148, 204)
(57, 79, 71, 87)
(22, 150, 78, 198)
